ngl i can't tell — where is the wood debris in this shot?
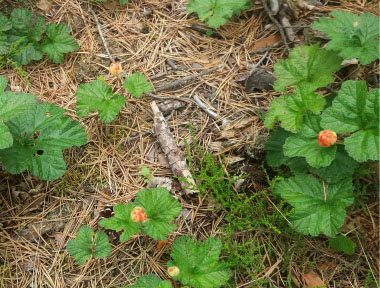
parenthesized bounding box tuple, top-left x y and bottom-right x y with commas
(151, 101, 198, 195)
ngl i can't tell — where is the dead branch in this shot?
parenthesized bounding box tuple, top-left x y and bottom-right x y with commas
(154, 65, 222, 92)
(193, 94, 229, 126)
(151, 101, 198, 195)
(90, 9, 115, 63)
(261, 0, 290, 50)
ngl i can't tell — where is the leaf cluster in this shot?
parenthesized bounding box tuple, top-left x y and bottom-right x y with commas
(264, 10, 379, 238)
(311, 11, 379, 65)
(99, 188, 181, 241)
(0, 8, 78, 65)
(75, 73, 152, 123)
(0, 77, 87, 180)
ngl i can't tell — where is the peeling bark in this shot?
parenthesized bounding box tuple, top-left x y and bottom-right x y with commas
(151, 101, 198, 195)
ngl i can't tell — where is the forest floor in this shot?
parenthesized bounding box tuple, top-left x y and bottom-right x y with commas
(0, 0, 379, 287)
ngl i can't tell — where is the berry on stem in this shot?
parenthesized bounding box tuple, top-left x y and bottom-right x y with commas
(109, 62, 122, 76)
(168, 266, 180, 277)
(130, 206, 147, 222)
(317, 129, 337, 147)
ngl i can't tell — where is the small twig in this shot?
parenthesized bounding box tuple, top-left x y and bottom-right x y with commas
(247, 51, 269, 77)
(193, 94, 229, 126)
(90, 9, 115, 63)
(154, 65, 222, 92)
(261, 0, 290, 50)
(166, 59, 178, 70)
(269, 0, 280, 15)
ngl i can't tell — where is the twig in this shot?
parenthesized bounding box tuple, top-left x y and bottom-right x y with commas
(269, 0, 280, 15)
(151, 101, 198, 195)
(261, 0, 290, 50)
(193, 94, 229, 126)
(247, 51, 269, 77)
(90, 9, 115, 63)
(154, 65, 222, 92)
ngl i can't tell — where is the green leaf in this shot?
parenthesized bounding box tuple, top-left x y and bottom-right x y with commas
(0, 34, 9, 55)
(0, 12, 11, 32)
(168, 236, 231, 288)
(265, 127, 309, 174)
(141, 166, 150, 177)
(328, 234, 356, 255)
(321, 80, 379, 162)
(10, 8, 46, 42)
(123, 73, 153, 98)
(66, 225, 111, 265)
(0, 78, 37, 149)
(187, 0, 250, 29)
(311, 11, 380, 65)
(93, 230, 112, 259)
(130, 275, 172, 288)
(274, 175, 354, 236)
(314, 145, 358, 183)
(8, 37, 43, 65)
(0, 102, 87, 180)
(41, 23, 79, 63)
(135, 188, 181, 240)
(66, 225, 93, 265)
(76, 80, 126, 123)
(98, 203, 141, 242)
(0, 121, 12, 149)
(273, 45, 342, 92)
(264, 84, 325, 132)
(283, 114, 337, 168)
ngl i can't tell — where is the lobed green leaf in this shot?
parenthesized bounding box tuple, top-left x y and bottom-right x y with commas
(76, 80, 126, 123)
(274, 175, 354, 237)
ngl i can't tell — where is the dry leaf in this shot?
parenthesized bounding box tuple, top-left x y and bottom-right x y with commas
(36, 0, 52, 12)
(252, 33, 282, 50)
(156, 239, 168, 251)
(303, 271, 326, 287)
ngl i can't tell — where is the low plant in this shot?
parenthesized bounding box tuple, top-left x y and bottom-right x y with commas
(0, 8, 78, 66)
(75, 72, 152, 123)
(76, 79, 126, 123)
(127, 275, 172, 288)
(265, 10, 379, 239)
(186, 0, 251, 29)
(99, 187, 181, 241)
(66, 225, 111, 265)
(0, 76, 88, 180)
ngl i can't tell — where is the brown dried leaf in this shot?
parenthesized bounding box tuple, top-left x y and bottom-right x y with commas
(36, 0, 52, 12)
(156, 239, 168, 251)
(303, 271, 326, 287)
(252, 33, 282, 50)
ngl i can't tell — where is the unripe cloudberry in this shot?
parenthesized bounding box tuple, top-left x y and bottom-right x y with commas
(317, 130, 337, 147)
(109, 62, 122, 76)
(168, 266, 180, 277)
(131, 206, 147, 222)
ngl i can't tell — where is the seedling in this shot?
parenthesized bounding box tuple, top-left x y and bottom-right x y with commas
(99, 188, 181, 241)
(66, 225, 111, 265)
(167, 236, 231, 288)
(141, 166, 154, 182)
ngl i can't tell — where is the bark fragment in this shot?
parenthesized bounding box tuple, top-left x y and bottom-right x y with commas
(151, 101, 198, 195)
